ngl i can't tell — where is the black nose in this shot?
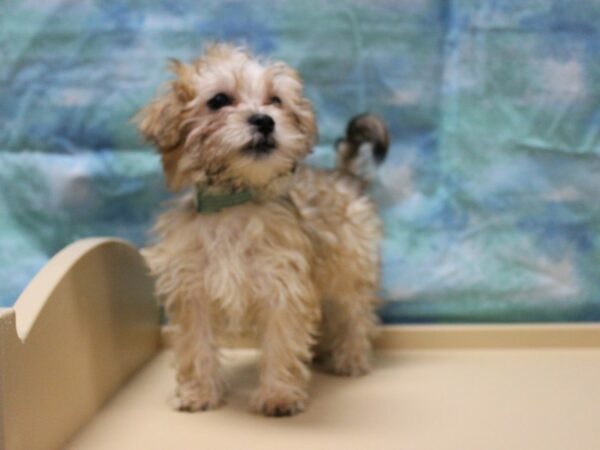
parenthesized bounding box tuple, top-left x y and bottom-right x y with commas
(248, 114, 275, 135)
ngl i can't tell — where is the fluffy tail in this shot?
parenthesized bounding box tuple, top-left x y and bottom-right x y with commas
(335, 113, 389, 185)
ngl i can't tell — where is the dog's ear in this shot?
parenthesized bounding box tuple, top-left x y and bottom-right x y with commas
(292, 89, 318, 150)
(135, 60, 197, 190)
(135, 59, 196, 149)
(269, 62, 318, 151)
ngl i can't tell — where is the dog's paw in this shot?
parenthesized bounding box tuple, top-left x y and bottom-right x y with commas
(250, 390, 306, 417)
(329, 352, 371, 377)
(176, 380, 224, 413)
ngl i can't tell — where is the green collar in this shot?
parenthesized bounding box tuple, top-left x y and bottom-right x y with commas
(195, 187, 253, 214)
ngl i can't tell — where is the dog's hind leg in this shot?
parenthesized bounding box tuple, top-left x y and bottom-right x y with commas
(318, 289, 380, 376)
(313, 195, 382, 376)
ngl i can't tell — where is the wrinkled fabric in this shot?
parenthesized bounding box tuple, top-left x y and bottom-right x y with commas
(1, 0, 599, 322)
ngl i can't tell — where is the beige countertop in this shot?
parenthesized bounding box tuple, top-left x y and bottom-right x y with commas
(66, 348, 600, 450)
(3, 239, 599, 450)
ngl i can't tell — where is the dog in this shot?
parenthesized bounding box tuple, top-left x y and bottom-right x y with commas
(136, 44, 388, 417)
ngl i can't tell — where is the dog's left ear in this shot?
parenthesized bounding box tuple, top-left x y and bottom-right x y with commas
(270, 62, 318, 150)
(294, 92, 319, 150)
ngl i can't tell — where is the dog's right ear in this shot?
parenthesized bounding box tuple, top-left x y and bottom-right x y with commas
(135, 60, 196, 150)
(134, 60, 197, 190)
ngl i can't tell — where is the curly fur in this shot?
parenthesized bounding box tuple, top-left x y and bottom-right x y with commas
(136, 44, 383, 417)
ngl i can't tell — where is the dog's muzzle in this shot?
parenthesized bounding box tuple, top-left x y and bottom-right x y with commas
(246, 114, 277, 155)
(248, 114, 275, 135)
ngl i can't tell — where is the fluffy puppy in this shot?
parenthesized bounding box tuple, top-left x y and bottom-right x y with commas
(136, 44, 387, 417)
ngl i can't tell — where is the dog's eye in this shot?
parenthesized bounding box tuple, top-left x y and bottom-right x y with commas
(269, 96, 282, 106)
(207, 93, 233, 110)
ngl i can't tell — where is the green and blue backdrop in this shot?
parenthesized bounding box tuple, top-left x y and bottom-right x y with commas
(1, 0, 599, 323)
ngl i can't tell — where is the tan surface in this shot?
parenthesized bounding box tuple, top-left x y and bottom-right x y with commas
(374, 323, 600, 350)
(0, 239, 160, 450)
(2, 237, 600, 450)
(65, 348, 600, 450)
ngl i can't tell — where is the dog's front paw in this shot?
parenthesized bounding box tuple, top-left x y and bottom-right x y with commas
(176, 380, 224, 413)
(250, 389, 307, 417)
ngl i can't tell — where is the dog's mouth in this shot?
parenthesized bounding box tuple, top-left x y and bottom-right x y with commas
(244, 136, 277, 157)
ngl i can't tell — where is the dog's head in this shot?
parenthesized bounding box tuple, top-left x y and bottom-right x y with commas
(136, 44, 317, 193)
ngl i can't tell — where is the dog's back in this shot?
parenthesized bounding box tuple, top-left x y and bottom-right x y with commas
(288, 114, 389, 337)
(288, 112, 389, 259)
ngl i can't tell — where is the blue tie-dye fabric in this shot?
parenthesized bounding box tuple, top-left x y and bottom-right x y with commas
(1, 0, 599, 323)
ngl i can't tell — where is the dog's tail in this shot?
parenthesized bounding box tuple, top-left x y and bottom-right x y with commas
(335, 113, 389, 185)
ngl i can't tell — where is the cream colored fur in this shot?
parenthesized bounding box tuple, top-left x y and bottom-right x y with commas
(137, 44, 382, 417)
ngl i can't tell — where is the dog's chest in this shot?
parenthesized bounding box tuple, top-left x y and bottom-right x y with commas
(189, 202, 308, 330)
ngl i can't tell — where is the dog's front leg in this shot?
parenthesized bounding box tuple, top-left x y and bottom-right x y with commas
(250, 288, 319, 417)
(166, 295, 225, 412)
